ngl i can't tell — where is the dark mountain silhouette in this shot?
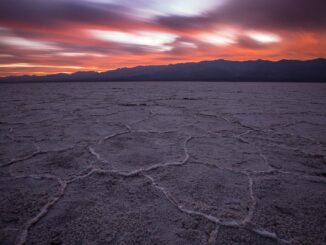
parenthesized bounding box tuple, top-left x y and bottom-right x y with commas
(1, 58, 326, 82)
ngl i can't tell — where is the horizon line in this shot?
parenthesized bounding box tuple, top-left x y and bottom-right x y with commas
(1, 57, 325, 79)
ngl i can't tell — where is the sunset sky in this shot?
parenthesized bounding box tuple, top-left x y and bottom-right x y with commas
(0, 0, 325, 76)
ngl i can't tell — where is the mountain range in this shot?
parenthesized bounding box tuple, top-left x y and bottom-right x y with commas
(1, 58, 326, 82)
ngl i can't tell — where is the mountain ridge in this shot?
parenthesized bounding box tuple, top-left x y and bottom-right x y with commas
(1, 58, 326, 82)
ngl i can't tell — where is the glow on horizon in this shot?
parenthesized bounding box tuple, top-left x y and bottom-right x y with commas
(0, 63, 83, 69)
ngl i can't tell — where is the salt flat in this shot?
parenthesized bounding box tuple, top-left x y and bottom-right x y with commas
(0, 82, 325, 244)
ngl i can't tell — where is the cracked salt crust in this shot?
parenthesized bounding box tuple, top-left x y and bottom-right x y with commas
(0, 82, 325, 244)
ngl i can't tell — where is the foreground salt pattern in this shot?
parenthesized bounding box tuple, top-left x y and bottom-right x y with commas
(0, 82, 325, 244)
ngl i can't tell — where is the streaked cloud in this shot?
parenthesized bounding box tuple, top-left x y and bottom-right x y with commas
(246, 32, 281, 44)
(0, 36, 59, 50)
(56, 52, 104, 57)
(200, 30, 237, 46)
(90, 30, 177, 51)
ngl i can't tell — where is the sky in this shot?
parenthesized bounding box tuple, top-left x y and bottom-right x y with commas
(0, 0, 325, 76)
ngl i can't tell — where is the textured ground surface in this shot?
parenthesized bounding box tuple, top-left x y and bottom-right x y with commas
(0, 82, 325, 245)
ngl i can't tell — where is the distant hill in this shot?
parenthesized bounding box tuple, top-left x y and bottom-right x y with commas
(1, 58, 326, 82)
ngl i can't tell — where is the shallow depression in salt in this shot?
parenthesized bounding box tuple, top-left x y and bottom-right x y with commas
(0, 82, 325, 244)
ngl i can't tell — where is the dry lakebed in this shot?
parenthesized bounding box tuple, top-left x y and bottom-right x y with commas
(0, 82, 325, 244)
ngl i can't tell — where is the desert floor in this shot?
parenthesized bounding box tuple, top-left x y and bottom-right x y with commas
(0, 82, 325, 244)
